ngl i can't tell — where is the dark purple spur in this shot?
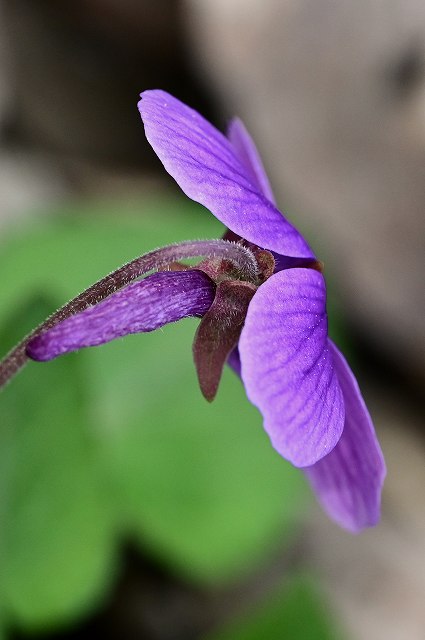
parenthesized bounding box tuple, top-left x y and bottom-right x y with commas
(0, 90, 385, 532)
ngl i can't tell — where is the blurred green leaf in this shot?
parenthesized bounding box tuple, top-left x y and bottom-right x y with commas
(91, 323, 305, 583)
(0, 198, 307, 630)
(204, 574, 341, 640)
(0, 604, 6, 640)
(0, 298, 116, 630)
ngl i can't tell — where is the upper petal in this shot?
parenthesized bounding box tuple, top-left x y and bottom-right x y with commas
(226, 118, 318, 271)
(26, 270, 215, 361)
(226, 117, 276, 205)
(138, 90, 314, 259)
(239, 268, 344, 467)
(304, 341, 386, 532)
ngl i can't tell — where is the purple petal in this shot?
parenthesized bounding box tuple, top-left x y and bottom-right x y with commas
(304, 341, 386, 532)
(138, 90, 314, 259)
(239, 268, 344, 467)
(227, 117, 276, 205)
(26, 270, 215, 361)
(227, 346, 241, 377)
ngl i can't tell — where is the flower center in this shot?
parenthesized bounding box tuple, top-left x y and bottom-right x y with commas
(195, 247, 275, 286)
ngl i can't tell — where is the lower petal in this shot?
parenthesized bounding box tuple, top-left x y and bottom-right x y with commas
(239, 269, 344, 467)
(304, 341, 386, 532)
(27, 270, 215, 361)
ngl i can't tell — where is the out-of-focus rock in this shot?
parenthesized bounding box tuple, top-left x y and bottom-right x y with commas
(303, 389, 425, 640)
(0, 152, 68, 229)
(186, 0, 425, 372)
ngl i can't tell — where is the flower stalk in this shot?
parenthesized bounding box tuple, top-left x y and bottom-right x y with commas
(0, 239, 258, 389)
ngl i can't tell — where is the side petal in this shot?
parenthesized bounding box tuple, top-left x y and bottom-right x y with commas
(26, 270, 215, 361)
(304, 341, 386, 532)
(239, 268, 344, 467)
(227, 117, 276, 205)
(227, 346, 241, 377)
(138, 90, 314, 259)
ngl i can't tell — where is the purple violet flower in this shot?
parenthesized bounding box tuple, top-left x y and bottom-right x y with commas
(0, 90, 385, 532)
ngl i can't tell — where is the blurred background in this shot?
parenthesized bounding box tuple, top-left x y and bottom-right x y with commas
(0, 1, 424, 638)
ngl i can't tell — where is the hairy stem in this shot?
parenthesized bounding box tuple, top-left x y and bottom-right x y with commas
(0, 239, 257, 390)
